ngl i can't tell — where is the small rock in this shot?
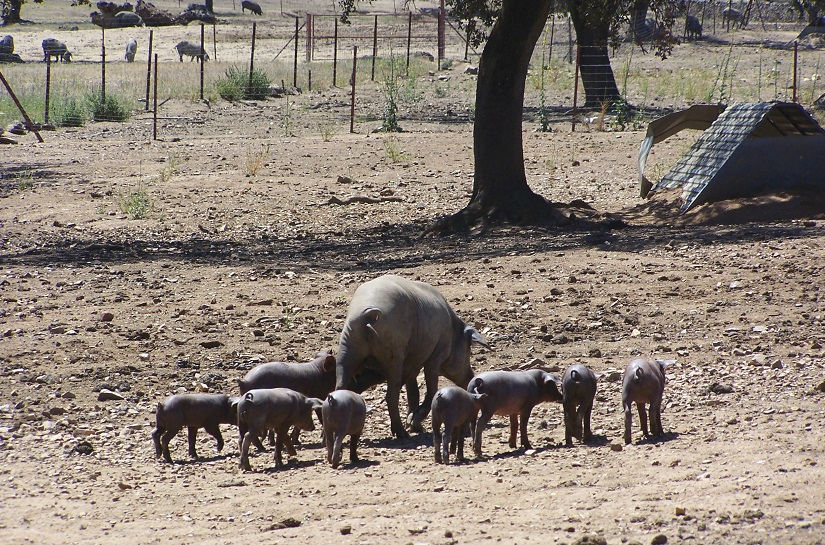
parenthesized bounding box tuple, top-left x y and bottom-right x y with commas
(651, 534, 668, 545)
(100, 312, 115, 322)
(675, 507, 686, 516)
(49, 407, 66, 416)
(604, 371, 622, 382)
(816, 379, 825, 393)
(265, 517, 301, 531)
(444, 530, 454, 538)
(340, 525, 352, 535)
(118, 482, 133, 490)
(610, 442, 623, 452)
(771, 360, 783, 370)
(98, 389, 125, 401)
(709, 382, 733, 394)
(62, 391, 76, 399)
(73, 441, 94, 455)
(138, 353, 150, 361)
(573, 535, 607, 545)
(200, 340, 223, 349)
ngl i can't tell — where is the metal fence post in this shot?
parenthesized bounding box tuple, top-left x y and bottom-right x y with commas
(145, 29, 153, 111)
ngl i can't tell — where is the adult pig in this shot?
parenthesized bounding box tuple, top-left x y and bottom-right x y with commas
(562, 364, 600, 446)
(431, 386, 486, 464)
(468, 369, 562, 456)
(335, 274, 488, 439)
(322, 390, 366, 468)
(622, 358, 673, 444)
(152, 393, 239, 463)
(237, 388, 323, 471)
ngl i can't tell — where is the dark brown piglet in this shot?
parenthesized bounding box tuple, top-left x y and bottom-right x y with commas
(562, 364, 600, 446)
(622, 358, 673, 444)
(431, 386, 486, 464)
(237, 388, 323, 471)
(152, 393, 240, 463)
(468, 369, 562, 457)
(322, 390, 367, 468)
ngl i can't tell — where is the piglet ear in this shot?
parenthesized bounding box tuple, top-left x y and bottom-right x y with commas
(323, 354, 336, 372)
(308, 398, 324, 411)
(467, 327, 490, 348)
(547, 374, 562, 386)
(656, 359, 676, 372)
(593, 372, 603, 382)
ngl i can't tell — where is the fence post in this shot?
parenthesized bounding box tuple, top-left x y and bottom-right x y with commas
(406, 11, 412, 74)
(44, 56, 51, 125)
(549, 13, 555, 61)
(437, 0, 445, 69)
(101, 27, 106, 104)
(333, 17, 338, 86)
(145, 29, 153, 111)
(213, 22, 217, 61)
(153, 53, 158, 140)
(793, 40, 798, 103)
(200, 23, 205, 101)
(294, 17, 299, 88)
(372, 15, 378, 81)
(0, 70, 44, 142)
(350, 45, 357, 133)
(249, 21, 257, 96)
(572, 44, 580, 132)
(306, 13, 313, 62)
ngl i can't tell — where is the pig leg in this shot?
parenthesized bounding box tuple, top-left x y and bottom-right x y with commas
(518, 408, 533, 449)
(152, 426, 164, 458)
(203, 423, 224, 453)
(274, 427, 296, 467)
(406, 377, 422, 432)
(161, 428, 179, 463)
(331, 430, 345, 468)
(239, 431, 254, 471)
(473, 410, 493, 457)
(455, 425, 466, 463)
(409, 367, 439, 433)
(432, 413, 443, 464)
(508, 415, 519, 448)
(581, 399, 594, 443)
(563, 400, 576, 447)
(187, 427, 199, 459)
(623, 401, 633, 444)
(384, 363, 410, 439)
(574, 404, 584, 441)
(637, 403, 650, 437)
(324, 422, 334, 464)
(650, 401, 663, 436)
(349, 433, 361, 464)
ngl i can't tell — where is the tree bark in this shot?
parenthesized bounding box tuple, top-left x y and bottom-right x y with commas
(2, 0, 23, 25)
(569, 0, 622, 108)
(437, 0, 570, 230)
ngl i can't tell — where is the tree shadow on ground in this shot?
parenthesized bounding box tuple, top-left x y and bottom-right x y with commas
(362, 431, 433, 450)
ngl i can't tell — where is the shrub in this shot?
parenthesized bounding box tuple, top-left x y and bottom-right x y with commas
(86, 92, 131, 122)
(216, 66, 271, 101)
(53, 96, 86, 127)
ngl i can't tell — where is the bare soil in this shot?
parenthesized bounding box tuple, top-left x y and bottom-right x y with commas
(2, 12, 825, 545)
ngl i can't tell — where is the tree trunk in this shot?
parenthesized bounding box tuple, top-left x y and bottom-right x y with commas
(629, 0, 651, 42)
(205, 0, 214, 13)
(2, 0, 23, 25)
(436, 0, 569, 230)
(569, 0, 622, 108)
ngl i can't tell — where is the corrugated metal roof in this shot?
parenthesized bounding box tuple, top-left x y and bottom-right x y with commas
(652, 102, 825, 212)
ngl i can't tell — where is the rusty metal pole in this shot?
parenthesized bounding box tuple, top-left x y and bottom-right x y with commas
(793, 41, 799, 103)
(293, 17, 299, 88)
(44, 56, 51, 125)
(333, 17, 338, 86)
(145, 29, 153, 111)
(437, 0, 445, 70)
(0, 70, 44, 142)
(350, 45, 357, 133)
(101, 27, 106, 104)
(200, 23, 205, 101)
(572, 44, 580, 132)
(406, 11, 412, 75)
(249, 22, 257, 97)
(371, 15, 378, 81)
(153, 53, 158, 140)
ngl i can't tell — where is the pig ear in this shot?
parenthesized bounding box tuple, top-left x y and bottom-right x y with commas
(656, 359, 676, 372)
(593, 372, 603, 382)
(466, 327, 490, 348)
(322, 354, 337, 372)
(546, 374, 562, 386)
(308, 398, 324, 411)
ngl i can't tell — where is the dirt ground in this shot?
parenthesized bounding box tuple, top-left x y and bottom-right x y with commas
(3, 8, 825, 545)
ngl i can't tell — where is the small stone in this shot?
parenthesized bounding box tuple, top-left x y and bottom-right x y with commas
(604, 371, 622, 382)
(675, 507, 686, 516)
(651, 534, 668, 545)
(771, 360, 783, 370)
(73, 441, 94, 455)
(200, 340, 222, 349)
(444, 530, 453, 538)
(98, 389, 125, 401)
(817, 379, 825, 393)
(138, 353, 150, 361)
(100, 312, 114, 322)
(62, 391, 76, 399)
(573, 535, 607, 545)
(709, 382, 733, 394)
(340, 525, 352, 535)
(118, 482, 133, 490)
(49, 407, 66, 416)
(610, 442, 623, 452)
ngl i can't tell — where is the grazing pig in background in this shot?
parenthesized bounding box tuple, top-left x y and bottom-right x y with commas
(322, 390, 366, 468)
(42, 38, 72, 62)
(685, 15, 702, 40)
(237, 388, 323, 471)
(335, 274, 488, 439)
(562, 364, 600, 446)
(125, 39, 137, 62)
(152, 393, 239, 463)
(622, 359, 673, 444)
(0, 35, 14, 55)
(174, 40, 209, 62)
(468, 369, 563, 457)
(431, 386, 486, 464)
(241, 0, 263, 15)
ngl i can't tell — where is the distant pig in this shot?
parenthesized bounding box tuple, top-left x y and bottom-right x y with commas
(622, 359, 673, 444)
(125, 38, 137, 62)
(468, 369, 562, 457)
(336, 274, 488, 439)
(431, 386, 486, 464)
(322, 390, 366, 468)
(152, 393, 239, 463)
(562, 364, 600, 446)
(237, 388, 323, 471)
